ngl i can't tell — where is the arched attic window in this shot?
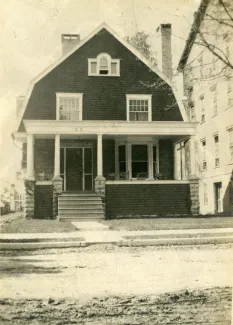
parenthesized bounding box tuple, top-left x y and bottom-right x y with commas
(88, 53, 120, 76)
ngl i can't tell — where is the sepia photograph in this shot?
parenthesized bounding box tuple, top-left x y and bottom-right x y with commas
(0, 0, 233, 323)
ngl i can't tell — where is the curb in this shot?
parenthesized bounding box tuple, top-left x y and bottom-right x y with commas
(0, 235, 233, 250)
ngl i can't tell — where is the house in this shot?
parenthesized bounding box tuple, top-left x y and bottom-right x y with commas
(178, 0, 233, 215)
(13, 23, 198, 220)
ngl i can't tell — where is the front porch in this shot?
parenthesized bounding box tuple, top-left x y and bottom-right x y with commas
(14, 120, 198, 219)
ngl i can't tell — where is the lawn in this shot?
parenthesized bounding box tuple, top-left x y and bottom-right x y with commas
(0, 217, 76, 233)
(102, 217, 233, 231)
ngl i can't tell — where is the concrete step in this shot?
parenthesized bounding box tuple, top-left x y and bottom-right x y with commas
(60, 193, 99, 197)
(59, 196, 102, 201)
(59, 200, 102, 205)
(59, 204, 103, 209)
(59, 208, 104, 215)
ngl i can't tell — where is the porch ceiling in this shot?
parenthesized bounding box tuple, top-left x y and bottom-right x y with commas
(22, 120, 198, 138)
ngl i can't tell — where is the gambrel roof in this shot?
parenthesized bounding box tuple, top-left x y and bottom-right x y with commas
(16, 22, 188, 130)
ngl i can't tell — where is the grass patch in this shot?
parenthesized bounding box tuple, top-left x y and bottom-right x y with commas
(1, 217, 77, 233)
(102, 217, 233, 231)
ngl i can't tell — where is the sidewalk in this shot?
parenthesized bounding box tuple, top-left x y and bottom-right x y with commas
(1, 223, 233, 249)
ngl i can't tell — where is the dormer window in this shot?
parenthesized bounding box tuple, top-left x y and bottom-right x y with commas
(88, 53, 120, 76)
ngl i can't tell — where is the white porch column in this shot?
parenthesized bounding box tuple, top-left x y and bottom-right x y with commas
(97, 134, 103, 176)
(173, 142, 179, 180)
(126, 143, 131, 179)
(148, 143, 154, 179)
(27, 134, 34, 179)
(189, 135, 196, 177)
(54, 134, 60, 177)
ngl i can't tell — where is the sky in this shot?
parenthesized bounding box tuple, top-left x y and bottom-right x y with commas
(0, 0, 201, 186)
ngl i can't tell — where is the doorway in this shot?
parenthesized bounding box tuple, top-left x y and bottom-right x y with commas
(60, 147, 93, 191)
(214, 182, 222, 213)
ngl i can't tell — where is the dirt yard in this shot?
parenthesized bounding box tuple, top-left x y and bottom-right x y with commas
(0, 286, 231, 325)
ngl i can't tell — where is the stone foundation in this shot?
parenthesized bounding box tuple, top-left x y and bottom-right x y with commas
(189, 177, 200, 215)
(24, 178, 36, 219)
(52, 176, 63, 218)
(95, 176, 106, 210)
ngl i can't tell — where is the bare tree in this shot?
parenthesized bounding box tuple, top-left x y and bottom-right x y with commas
(126, 31, 157, 66)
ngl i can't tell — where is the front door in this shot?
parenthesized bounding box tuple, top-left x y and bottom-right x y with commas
(214, 182, 222, 213)
(60, 147, 93, 191)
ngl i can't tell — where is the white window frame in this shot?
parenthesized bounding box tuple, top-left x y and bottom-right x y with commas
(213, 133, 220, 168)
(88, 53, 120, 77)
(201, 138, 207, 171)
(199, 94, 205, 123)
(211, 85, 218, 116)
(56, 93, 83, 121)
(115, 139, 159, 180)
(126, 94, 152, 122)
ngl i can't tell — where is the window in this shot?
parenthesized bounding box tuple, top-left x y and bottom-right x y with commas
(190, 104, 195, 122)
(228, 128, 233, 163)
(119, 145, 126, 173)
(56, 93, 83, 121)
(126, 94, 152, 121)
(204, 183, 208, 204)
(201, 139, 207, 170)
(131, 145, 148, 178)
(199, 95, 205, 123)
(211, 85, 218, 116)
(214, 134, 220, 167)
(88, 53, 120, 76)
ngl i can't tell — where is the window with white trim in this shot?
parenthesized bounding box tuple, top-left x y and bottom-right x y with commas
(211, 85, 218, 116)
(213, 134, 220, 167)
(228, 128, 233, 163)
(126, 94, 152, 121)
(199, 95, 205, 123)
(88, 53, 120, 76)
(56, 93, 83, 121)
(201, 139, 207, 170)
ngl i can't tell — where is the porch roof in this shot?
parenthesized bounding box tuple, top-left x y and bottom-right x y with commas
(16, 120, 197, 139)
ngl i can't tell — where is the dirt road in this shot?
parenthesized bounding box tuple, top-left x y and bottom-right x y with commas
(0, 244, 232, 324)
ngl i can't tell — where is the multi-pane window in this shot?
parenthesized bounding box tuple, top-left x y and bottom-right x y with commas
(201, 139, 207, 170)
(199, 95, 205, 123)
(214, 134, 220, 167)
(228, 128, 233, 163)
(204, 183, 208, 204)
(127, 95, 152, 121)
(56, 93, 83, 120)
(129, 100, 149, 121)
(211, 85, 218, 116)
(88, 53, 120, 76)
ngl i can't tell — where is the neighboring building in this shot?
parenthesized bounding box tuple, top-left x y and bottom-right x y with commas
(13, 23, 198, 220)
(178, 0, 233, 215)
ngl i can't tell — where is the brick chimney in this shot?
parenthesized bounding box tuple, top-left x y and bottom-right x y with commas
(156, 24, 172, 80)
(61, 34, 80, 56)
(16, 96, 25, 118)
